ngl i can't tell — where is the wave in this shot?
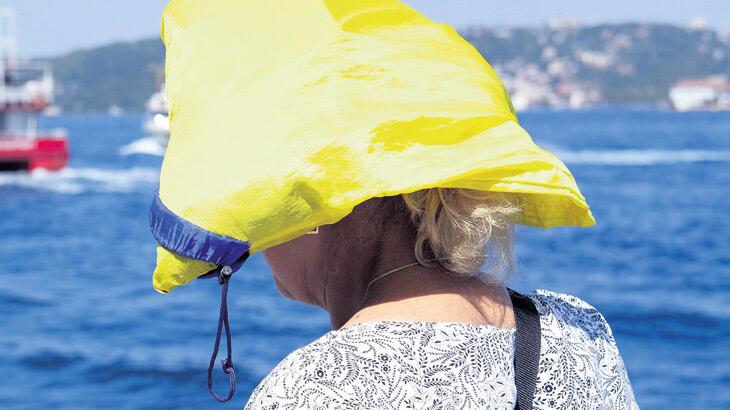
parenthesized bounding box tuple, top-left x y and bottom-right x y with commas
(11, 343, 201, 382)
(0, 167, 159, 194)
(553, 149, 730, 166)
(119, 137, 166, 157)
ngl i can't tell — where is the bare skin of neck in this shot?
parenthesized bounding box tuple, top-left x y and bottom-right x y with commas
(341, 268, 516, 331)
(263, 198, 517, 331)
(325, 211, 516, 331)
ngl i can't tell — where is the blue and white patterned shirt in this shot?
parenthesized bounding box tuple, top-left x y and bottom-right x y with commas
(246, 290, 639, 409)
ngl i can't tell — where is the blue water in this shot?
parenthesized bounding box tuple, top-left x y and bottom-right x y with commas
(1, 111, 728, 409)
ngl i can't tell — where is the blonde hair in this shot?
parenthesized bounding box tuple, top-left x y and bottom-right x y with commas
(401, 188, 521, 283)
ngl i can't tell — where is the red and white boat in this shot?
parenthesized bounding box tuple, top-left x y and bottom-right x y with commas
(0, 7, 68, 172)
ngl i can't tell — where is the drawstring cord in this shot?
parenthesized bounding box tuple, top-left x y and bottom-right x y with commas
(207, 265, 236, 402)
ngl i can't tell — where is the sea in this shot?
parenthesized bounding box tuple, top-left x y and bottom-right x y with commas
(0, 110, 728, 409)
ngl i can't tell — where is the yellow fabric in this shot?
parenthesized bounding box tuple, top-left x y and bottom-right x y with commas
(153, 0, 595, 293)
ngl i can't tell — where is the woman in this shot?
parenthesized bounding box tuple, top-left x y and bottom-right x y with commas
(149, 1, 638, 408)
(244, 189, 637, 409)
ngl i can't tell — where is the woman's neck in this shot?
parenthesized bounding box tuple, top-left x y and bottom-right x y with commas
(339, 267, 516, 330)
(320, 212, 514, 330)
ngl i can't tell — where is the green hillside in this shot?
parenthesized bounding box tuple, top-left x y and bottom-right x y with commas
(51, 39, 164, 112)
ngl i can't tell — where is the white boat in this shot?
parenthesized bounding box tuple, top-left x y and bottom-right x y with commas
(669, 77, 730, 112)
(143, 83, 170, 145)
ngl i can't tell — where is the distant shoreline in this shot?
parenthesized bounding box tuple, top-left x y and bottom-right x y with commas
(45, 22, 730, 113)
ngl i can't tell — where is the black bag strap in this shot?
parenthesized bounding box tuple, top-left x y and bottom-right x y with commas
(508, 288, 541, 410)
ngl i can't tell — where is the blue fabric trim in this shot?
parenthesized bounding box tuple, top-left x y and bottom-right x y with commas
(149, 194, 251, 270)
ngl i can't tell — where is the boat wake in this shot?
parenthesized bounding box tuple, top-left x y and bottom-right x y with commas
(553, 149, 730, 166)
(119, 137, 166, 157)
(0, 167, 160, 194)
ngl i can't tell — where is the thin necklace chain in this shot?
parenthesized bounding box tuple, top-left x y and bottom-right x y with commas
(363, 258, 440, 300)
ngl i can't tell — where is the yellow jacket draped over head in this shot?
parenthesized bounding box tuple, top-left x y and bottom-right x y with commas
(150, 0, 595, 294)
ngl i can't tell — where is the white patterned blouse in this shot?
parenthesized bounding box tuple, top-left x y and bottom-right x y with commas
(245, 290, 639, 409)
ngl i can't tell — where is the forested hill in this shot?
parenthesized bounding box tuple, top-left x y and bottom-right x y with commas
(50, 39, 164, 113)
(48, 23, 730, 112)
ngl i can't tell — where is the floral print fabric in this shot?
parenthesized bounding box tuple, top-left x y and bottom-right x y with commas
(246, 290, 638, 409)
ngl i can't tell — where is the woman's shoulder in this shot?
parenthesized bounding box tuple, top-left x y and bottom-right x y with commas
(244, 332, 343, 409)
(526, 289, 639, 409)
(528, 289, 615, 340)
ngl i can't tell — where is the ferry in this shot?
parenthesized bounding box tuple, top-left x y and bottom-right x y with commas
(0, 7, 68, 172)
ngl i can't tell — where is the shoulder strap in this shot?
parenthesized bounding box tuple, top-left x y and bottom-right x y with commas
(508, 288, 541, 410)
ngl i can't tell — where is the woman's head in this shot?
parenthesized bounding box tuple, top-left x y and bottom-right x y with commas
(262, 188, 521, 307)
